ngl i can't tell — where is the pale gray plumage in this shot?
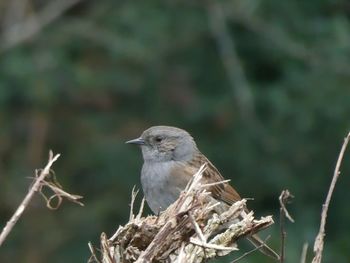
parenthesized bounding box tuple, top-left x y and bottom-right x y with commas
(126, 125, 279, 260)
(127, 126, 198, 213)
(140, 126, 197, 163)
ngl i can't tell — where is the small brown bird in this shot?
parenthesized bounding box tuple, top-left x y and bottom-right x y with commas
(126, 125, 279, 260)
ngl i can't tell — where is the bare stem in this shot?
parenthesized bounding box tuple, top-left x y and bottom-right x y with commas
(279, 189, 295, 263)
(312, 131, 350, 263)
(231, 236, 271, 263)
(300, 242, 308, 263)
(279, 207, 286, 263)
(0, 151, 60, 246)
(0, 0, 82, 53)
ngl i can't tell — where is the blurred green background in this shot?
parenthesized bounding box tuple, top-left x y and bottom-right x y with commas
(0, 0, 350, 262)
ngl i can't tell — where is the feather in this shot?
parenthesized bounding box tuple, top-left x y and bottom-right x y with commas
(187, 151, 241, 203)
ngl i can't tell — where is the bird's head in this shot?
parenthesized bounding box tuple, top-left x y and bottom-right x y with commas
(126, 126, 197, 163)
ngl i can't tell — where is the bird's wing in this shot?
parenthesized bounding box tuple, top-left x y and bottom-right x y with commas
(188, 153, 241, 204)
(188, 154, 279, 260)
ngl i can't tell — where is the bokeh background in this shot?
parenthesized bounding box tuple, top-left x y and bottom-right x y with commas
(0, 0, 350, 262)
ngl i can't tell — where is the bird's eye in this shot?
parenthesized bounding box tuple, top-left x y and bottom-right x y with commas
(155, 136, 163, 143)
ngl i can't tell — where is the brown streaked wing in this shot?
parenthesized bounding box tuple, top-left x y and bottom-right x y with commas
(169, 161, 197, 190)
(187, 152, 241, 204)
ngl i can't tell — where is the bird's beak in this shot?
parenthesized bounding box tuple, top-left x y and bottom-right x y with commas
(125, 137, 145, 145)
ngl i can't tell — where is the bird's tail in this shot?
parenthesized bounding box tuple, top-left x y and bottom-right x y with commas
(247, 234, 280, 261)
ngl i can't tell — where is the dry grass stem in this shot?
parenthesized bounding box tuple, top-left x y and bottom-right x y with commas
(38, 173, 84, 209)
(300, 242, 308, 263)
(279, 189, 294, 263)
(90, 164, 276, 262)
(0, 0, 82, 52)
(88, 242, 102, 263)
(312, 131, 350, 263)
(231, 236, 270, 263)
(0, 151, 59, 246)
(129, 187, 140, 221)
(279, 190, 295, 223)
(0, 150, 84, 247)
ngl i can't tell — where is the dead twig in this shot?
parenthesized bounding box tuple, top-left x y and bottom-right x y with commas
(90, 165, 276, 263)
(39, 178, 84, 209)
(88, 242, 102, 263)
(0, 151, 59, 246)
(312, 131, 350, 263)
(0, 150, 83, 246)
(279, 189, 295, 263)
(279, 190, 295, 223)
(0, 0, 82, 53)
(300, 242, 308, 263)
(231, 235, 271, 263)
(129, 187, 139, 221)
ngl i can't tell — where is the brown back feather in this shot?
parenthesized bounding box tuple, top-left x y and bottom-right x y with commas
(187, 152, 241, 204)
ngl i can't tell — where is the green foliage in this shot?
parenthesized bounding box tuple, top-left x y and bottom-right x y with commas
(0, 0, 349, 262)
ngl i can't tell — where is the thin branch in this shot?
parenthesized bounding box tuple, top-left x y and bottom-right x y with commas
(279, 190, 295, 223)
(189, 212, 206, 243)
(136, 197, 146, 221)
(109, 226, 123, 242)
(312, 131, 350, 263)
(39, 178, 84, 209)
(279, 189, 295, 263)
(176, 243, 186, 263)
(279, 207, 286, 263)
(300, 242, 308, 263)
(129, 186, 139, 221)
(0, 0, 82, 53)
(185, 163, 206, 192)
(200, 179, 231, 188)
(231, 236, 271, 263)
(0, 151, 60, 246)
(190, 238, 236, 251)
(88, 241, 102, 263)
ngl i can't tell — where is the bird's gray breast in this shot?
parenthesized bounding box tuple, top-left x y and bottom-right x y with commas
(141, 161, 184, 214)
